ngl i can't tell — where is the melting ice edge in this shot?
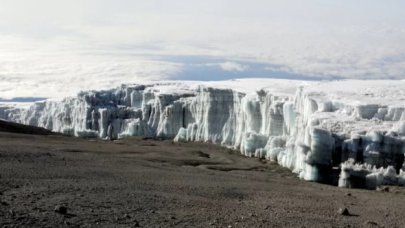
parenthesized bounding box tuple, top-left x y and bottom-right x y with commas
(2, 79, 405, 189)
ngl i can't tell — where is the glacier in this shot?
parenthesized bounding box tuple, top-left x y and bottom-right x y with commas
(2, 79, 405, 190)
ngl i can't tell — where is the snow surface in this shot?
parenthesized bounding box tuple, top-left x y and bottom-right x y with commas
(3, 78, 405, 189)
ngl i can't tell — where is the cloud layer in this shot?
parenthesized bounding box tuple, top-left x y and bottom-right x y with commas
(0, 38, 182, 99)
(1, 0, 405, 98)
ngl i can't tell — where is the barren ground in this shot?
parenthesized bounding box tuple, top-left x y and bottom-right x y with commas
(1, 130, 405, 227)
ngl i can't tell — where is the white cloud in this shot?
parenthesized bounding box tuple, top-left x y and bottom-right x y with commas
(218, 62, 249, 72)
(204, 62, 249, 72)
(1, 0, 405, 99)
(0, 36, 182, 99)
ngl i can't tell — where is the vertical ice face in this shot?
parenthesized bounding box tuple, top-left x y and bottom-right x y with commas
(4, 80, 405, 189)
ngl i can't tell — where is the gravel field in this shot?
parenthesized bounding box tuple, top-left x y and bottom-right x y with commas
(1, 126, 405, 227)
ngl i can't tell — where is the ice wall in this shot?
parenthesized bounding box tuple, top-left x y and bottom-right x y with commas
(4, 80, 405, 189)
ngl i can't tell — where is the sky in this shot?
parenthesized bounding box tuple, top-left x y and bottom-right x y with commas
(1, 0, 405, 99)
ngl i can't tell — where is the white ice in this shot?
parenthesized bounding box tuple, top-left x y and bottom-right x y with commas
(3, 79, 405, 189)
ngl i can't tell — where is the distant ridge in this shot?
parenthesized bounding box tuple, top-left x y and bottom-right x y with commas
(0, 119, 56, 135)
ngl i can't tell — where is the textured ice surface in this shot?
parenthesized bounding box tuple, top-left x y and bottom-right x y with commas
(3, 79, 405, 189)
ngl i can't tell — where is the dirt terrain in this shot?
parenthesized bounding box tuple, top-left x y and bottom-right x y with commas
(1, 125, 405, 227)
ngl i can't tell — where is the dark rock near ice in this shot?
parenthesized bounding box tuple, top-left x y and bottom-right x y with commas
(338, 207, 350, 216)
(54, 205, 67, 215)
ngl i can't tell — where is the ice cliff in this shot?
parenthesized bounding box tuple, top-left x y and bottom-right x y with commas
(3, 79, 405, 189)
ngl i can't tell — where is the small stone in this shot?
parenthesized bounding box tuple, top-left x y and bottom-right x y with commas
(346, 193, 352, 196)
(377, 186, 390, 192)
(54, 205, 67, 215)
(338, 207, 350, 216)
(123, 214, 131, 219)
(134, 220, 140, 227)
(1, 201, 9, 206)
(16, 216, 25, 221)
(365, 221, 379, 226)
(169, 215, 176, 220)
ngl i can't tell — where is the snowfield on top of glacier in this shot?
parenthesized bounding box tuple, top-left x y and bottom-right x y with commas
(2, 78, 405, 190)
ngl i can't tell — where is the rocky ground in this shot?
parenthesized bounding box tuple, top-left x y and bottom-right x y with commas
(1, 126, 405, 227)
